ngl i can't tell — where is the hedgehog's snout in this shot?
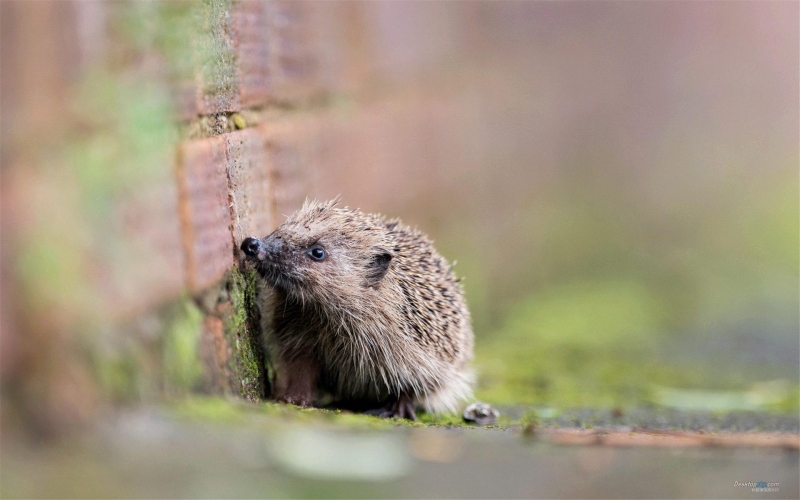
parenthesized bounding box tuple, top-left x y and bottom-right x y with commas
(242, 235, 287, 262)
(241, 236, 270, 261)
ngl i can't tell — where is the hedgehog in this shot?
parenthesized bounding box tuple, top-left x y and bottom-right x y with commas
(240, 199, 474, 419)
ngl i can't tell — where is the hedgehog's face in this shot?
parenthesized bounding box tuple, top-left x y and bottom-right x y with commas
(240, 202, 393, 304)
(240, 229, 326, 295)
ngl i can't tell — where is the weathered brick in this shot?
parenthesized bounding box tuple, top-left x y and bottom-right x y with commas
(198, 314, 232, 394)
(313, 93, 479, 212)
(177, 119, 320, 292)
(363, 2, 463, 83)
(267, 1, 320, 102)
(173, 79, 200, 122)
(175, 0, 334, 117)
(195, 0, 241, 115)
(311, 101, 420, 208)
(178, 136, 234, 292)
(232, 0, 271, 108)
(225, 127, 275, 245)
(305, 2, 373, 96)
(112, 181, 186, 312)
(264, 116, 321, 218)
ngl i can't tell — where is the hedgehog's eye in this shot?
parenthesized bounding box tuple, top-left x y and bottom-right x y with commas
(307, 245, 326, 262)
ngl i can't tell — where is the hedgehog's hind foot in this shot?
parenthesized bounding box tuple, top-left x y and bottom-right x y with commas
(365, 393, 417, 421)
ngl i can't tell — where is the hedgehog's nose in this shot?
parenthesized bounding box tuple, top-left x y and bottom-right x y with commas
(241, 237, 265, 259)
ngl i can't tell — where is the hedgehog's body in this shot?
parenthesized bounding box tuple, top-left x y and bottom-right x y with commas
(241, 200, 473, 419)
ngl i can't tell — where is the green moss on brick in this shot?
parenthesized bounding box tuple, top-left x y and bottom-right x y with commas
(224, 269, 268, 401)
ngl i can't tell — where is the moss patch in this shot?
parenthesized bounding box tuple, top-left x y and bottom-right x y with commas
(224, 269, 268, 401)
(169, 396, 486, 430)
(473, 278, 800, 414)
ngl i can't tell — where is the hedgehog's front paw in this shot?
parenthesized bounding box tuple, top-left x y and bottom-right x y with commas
(277, 394, 313, 407)
(365, 394, 417, 420)
(273, 354, 319, 408)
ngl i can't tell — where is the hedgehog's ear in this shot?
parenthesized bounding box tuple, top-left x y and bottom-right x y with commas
(365, 247, 393, 286)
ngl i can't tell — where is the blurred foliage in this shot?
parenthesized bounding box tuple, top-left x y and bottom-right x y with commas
(475, 281, 684, 409)
(14, 2, 195, 323)
(163, 301, 204, 394)
(87, 299, 204, 403)
(69, 71, 175, 217)
(9, 2, 209, 410)
(465, 167, 798, 413)
(115, 1, 199, 80)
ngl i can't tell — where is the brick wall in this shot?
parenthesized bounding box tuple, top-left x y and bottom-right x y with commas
(0, 0, 497, 431)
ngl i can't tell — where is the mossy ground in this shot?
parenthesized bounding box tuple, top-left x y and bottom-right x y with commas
(167, 395, 799, 434)
(474, 338, 799, 415)
(470, 280, 799, 415)
(168, 396, 468, 430)
(168, 395, 506, 430)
